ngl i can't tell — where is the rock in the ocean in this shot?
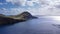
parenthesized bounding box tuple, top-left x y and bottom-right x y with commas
(0, 11, 37, 25)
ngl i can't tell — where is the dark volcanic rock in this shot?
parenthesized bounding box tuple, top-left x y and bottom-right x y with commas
(0, 11, 37, 25)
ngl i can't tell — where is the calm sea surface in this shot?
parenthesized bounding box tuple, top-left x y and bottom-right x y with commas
(0, 16, 60, 34)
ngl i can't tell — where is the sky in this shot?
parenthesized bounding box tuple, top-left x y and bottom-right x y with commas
(0, 0, 60, 15)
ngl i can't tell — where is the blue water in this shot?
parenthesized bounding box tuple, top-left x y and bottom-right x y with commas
(0, 16, 60, 34)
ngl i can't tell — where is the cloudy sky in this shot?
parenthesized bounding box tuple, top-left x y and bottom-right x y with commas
(0, 0, 60, 15)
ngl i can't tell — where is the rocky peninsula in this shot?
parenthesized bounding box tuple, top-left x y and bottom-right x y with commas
(0, 12, 37, 25)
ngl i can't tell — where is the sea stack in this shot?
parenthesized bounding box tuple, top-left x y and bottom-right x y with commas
(0, 11, 37, 25)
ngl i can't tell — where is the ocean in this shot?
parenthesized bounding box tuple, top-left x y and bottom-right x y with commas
(0, 16, 60, 34)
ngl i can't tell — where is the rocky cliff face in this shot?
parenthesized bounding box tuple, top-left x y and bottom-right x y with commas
(8, 12, 37, 20)
(0, 12, 37, 25)
(15, 12, 37, 20)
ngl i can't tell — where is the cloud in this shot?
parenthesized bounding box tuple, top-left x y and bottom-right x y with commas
(1, 0, 60, 15)
(0, 3, 3, 5)
(0, 8, 26, 15)
(0, 2, 7, 5)
(24, 0, 60, 15)
(6, 0, 39, 6)
(6, 0, 27, 6)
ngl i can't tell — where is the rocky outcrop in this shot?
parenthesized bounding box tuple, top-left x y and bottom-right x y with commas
(0, 11, 37, 25)
(15, 12, 37, 19)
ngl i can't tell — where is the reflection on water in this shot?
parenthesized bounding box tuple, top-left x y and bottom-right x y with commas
(0, 16, 60, 34)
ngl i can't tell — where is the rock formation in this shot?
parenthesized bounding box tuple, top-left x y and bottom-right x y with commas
(0, 11, 37, 25)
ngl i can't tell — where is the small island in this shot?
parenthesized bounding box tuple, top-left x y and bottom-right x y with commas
(0, 11, 37, 25)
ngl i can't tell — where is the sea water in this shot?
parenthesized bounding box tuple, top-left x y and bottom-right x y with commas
(0, 16, 60, 34)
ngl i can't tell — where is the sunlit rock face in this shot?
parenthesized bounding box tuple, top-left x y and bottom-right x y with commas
(0, 11, 37, 25)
